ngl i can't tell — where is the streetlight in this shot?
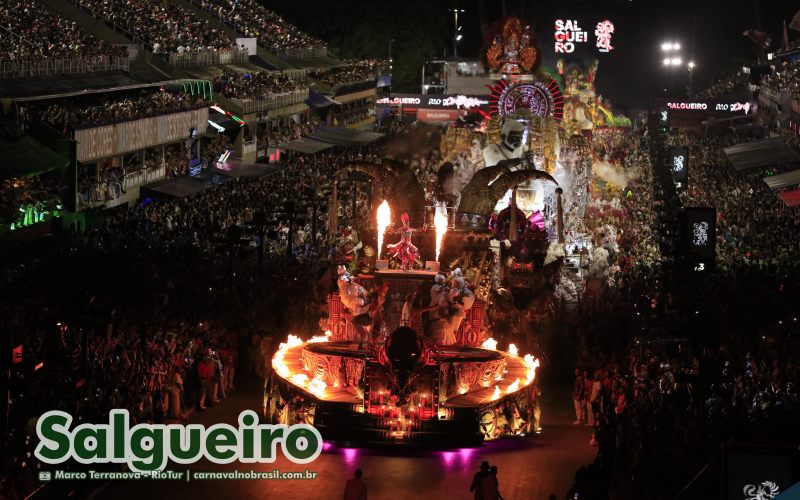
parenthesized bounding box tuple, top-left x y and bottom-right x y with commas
(449, 7, 465, 57)
(661, 41, 682, 95)
(388, 38, 395, 71)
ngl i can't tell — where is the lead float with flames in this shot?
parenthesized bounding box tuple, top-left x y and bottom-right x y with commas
(265, 195, 540, 444)
(264, 16, 601, 446)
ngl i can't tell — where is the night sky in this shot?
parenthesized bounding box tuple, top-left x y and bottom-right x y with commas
(267, 0, 799, 110)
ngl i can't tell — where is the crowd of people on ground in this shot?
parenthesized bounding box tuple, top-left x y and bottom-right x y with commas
(1, 136, 379, 497)
(77, 0, 235, 54)
(567, 115, 800, 498)
(18, 89, 206, 134)
(0, 0, 127, 61)
(212, 70, 307, 100)
(198, 0, 325, 56)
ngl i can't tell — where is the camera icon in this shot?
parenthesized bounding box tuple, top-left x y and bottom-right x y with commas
(39, 471, 52, 481)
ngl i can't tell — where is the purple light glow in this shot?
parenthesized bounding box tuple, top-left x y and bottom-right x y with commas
(342, 447, 359, 466)
(458, 448, 475, 463)
(440, 451, 456, 471)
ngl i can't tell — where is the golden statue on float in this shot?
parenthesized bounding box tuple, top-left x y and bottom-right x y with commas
(486, 18, 538, 75)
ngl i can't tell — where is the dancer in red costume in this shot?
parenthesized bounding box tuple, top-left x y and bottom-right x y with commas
(386, 213, 427, 270)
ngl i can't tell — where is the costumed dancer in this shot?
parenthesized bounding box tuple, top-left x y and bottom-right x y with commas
(386, 213, 427, 270)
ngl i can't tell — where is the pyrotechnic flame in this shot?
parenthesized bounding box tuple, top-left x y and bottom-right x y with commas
(523, 354, 540, 384)
(377, 200, 391, 259)
(508, 343, 518, 356)
(491, 385, 501, 401)
(272, 333, 330, 384)
(481, 337, 498, 350)
(272, 334, 303, 378)
(434, 202, 448, 261)
(308, 377, 327, 397)
(506, 378, 521, 394)
(308, 330, 332, 343)
(291, 373, 309, 386)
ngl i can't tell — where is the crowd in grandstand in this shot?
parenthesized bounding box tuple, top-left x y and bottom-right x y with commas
(18, 90, 206, 133)
(256, 116, 320, 146)
(197, 0, 325, 56)
(691, 71, 749, 99)
(311, 59, 385, 88)
(212, 70, 306, 100)
(0, 0, 127, 61)
(762, 59, 800, 99)
(77, 0, 235, 54)
(332, 100, 374, 127)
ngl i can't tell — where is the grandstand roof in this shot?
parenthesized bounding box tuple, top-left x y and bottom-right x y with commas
(763, 169, 800, 191)
(0, 135, 69, 179)
(723, 138, 800, 171)
(309, 124, 383, 147)
(276, 137, 334, 154)
(0, 72, 141, 99)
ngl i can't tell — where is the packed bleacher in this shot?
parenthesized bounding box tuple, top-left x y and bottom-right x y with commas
(18, 89, 207, 133)
(77, 0, 236, 54)
(256, 116, 320, 146)
(0, 0, 127, 61)
(197, 0, 325, 57)
(311, 59, 385, 88)
(212, 70, 307, 100)
(691, 71, 748, 99)
(761, 59, 800, 99)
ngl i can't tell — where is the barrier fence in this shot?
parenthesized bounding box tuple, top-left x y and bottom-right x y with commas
(168, 47, 249, 68)
(0, 56, 129, 79)
(123, 165, 166, 192)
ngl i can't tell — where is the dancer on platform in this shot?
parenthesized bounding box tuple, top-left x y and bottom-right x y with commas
(386, 213, 426, 270)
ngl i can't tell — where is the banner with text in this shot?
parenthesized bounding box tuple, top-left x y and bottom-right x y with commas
(75, 108, 209, 162)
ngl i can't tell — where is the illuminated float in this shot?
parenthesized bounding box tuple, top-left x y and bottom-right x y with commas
(265, 191, 541, 444)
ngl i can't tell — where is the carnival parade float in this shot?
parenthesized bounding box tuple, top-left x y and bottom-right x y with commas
(264, 17, 609, 446)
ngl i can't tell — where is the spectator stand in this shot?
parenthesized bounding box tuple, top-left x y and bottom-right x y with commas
(0, 0, 130, 78)
(70, 0, 243, 69)
(16, 83, 213, 210)
(187, 0, 327, 62)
